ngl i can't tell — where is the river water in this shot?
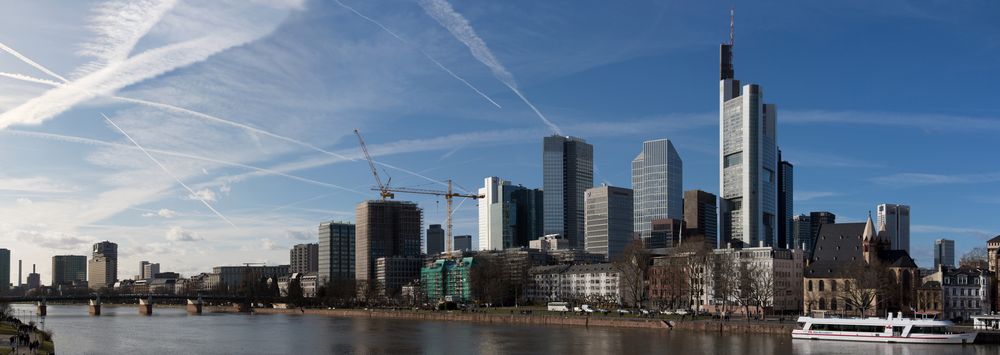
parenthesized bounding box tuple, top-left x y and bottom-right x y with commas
(10, 304, 1000, 354)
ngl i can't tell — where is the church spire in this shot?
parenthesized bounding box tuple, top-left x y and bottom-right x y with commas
(863, 211, 876, 241)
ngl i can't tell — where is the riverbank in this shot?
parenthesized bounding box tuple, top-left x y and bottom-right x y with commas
(0, 320, 54, 355)
(211, 306, 795, 335)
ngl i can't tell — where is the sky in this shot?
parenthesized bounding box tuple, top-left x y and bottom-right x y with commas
(0, 0, 997, 283)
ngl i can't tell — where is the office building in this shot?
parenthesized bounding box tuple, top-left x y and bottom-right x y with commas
(584, 186, 634, 260)
(88, 241, 118, 289)
(649, 218, 684, 250)
(878, 204, 911, 252)
(543, 135, 594, 249)
(777, 155, 793, 249)
(427, 224, 445, 255)
(290, 243, 319, 274)
(210, 265, 290, 290)
(319, 221, 355, 286)
(529, 234, 569, 252)
(0, 249, 8, 292)
(684, 190, 718, 249)
(718, 34, 780, 248)
(632, 139, 683, 244)
(52, 255, 87, 287)
(453, 235, 472, 251)
(143, 262, 160, 280)
(478, 177, 544, 251)
(355, 200, 422, 285)
(792, 214, 812, 254)
(934, 239, 955, 270)
(375, 256, 423, 297)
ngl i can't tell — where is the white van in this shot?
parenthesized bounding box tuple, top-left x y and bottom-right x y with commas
(547, 302, 570, 312)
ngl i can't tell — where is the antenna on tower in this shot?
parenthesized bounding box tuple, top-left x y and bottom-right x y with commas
(729, 7, 735, 46)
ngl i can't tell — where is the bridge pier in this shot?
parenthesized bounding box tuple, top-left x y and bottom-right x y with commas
(186, 297, 203, 315)
(89, 299, 101, 316)
(232, 301, 251, 313)
(37, 301, 46, 317)
(139, 296, 153, 316)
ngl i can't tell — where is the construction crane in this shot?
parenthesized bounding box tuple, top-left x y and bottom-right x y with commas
(354, 129, 483, 253)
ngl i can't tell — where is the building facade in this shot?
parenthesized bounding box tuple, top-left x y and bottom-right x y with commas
(88, 241, 118, 289)
(543, 135, 594, 249)
(777, 156, 793, 249)
(922, 267, 990, 321)
(792, 214, 811, 253)
(934, 239, 955, 270)
(319, 221, 355, 287)
(426, 224, 445, 255)
(632, 139, 683, 244)
(421, 257, 475, 303)
(355, 201, 422, 285)
(584, 186, 634, 260)
(649, 218, 684, 250)
(290, 243, 319, 275)
(478, 177, 544, 251)
(453, 235, 472, 251)
(683, 190, 718, 249)
(527, 263, 622, 305)
(0, 249, 8, 292)
(375, 256, 423, 297)
(877, 204, 911, 252)
(529, 235, 569, 251)
(52, 255, 87, 287)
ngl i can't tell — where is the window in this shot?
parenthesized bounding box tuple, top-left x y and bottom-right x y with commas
(807, 280, 813, 292)
(819, 280, 825, 292)
(831, 280, 837, 292)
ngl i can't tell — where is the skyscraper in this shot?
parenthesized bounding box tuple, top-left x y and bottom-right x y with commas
(88, 241, 118, 289)
(52, 255, 87, 286)
(632, 139, 683, 246)
(478, 177, 543, 251)
(0, 249, 9, 292)
(290, 243, 319, 274)
(878, 204, 911, 252)
(777, 155, 793, 249)
(584, 185, 634, 260)
(792, 214, 811, 252)
(355, 200, 422, 284)
(143, 262, 160, 280)
(683, 190, 718, 249)
(426, 224, 445, 255)
(318, 221, 355, 286)
(543, 135, 594, 249)
(453, 235, 472, 251)
(718, 31, 780, 248)
(934, 239, 955, 270)
(650, 218, 685, 250)
(139, 261, 150, 279)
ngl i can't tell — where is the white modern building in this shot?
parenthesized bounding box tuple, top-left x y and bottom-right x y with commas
(878, 203, 911, 252)
(478, 177, 543, 251)
(527, 263, 621, 305)
(718, 39, 779, 248)
(632, 139, 683, 245)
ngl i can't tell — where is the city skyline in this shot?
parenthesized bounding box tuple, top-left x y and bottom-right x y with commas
(0, 1, 998, 283)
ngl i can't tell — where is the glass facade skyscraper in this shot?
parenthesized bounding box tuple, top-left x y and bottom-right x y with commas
(479, 177, 544, 251)
(631, 139, 683, 246)
(584, 185, 634, 260)
(543, 135, 593, 249)
(319, 221, 355, 286)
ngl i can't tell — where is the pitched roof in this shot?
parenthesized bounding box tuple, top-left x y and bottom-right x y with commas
(811, 222, 865, 264)
(989, 235, 1000, 243)
(879, 250, 918, 268)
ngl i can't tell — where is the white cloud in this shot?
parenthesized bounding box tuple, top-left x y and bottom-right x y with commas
(261, 237, 285, 250)
(187, 188, 217, 202)
(166, 226, 203, 242)
(912, 225, 996, 239)
(285, 230, 314, 242)
(157, 208, 177, 218)
(15, 197, 33, 206)
(871, 171, 1000, 187)
(794, 191, 840, 202)
(0, 176, 78, 193)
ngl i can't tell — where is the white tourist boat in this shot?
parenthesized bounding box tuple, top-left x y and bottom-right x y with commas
(792, 313, 977, 344)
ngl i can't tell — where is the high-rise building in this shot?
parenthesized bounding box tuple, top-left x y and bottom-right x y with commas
(878, 204, 911, 252)
(318, 221, 355, 286)
(139, 261, 150, 279)
(650, 218, 685, 250)
(355, 200, 422, 285)
(809, 211, 836, 252)
(52, 255, 87, 286)
(718, 33, 780, 248)
(683, 190, 718, 249)
(143, 262, 160, 280)
(290, 243, 319, 274)
(934, 239, 955, 270)
(543, 135, 594, 249)
(88, 241, 118, 289)
(632, 139, 683, 245)
(777, 155, 793, 249)
(479, 177, 544, 251)
(426, 224, 445, 255)
(453, 235, 472, 251)
(584, 186, 634, 260)
(792, 214, 812, 253)
(0, 249, 8, 292)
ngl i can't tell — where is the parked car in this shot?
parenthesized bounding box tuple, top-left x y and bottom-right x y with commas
(639, 309, 651, 315)
(581, 305, 595, 313)
(617, 309, 631, 314)
(675, 309, 690, 315)
(660, 310, 674, 315)
(573, 306, 583, 312)
(596, 308, 608, 313)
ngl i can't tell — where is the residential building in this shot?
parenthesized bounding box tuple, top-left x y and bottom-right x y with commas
(52, 255, 87, 287)
(803, 217, 918, 315)
(421, 257, 475, 303)
(718, 39, 779, 248)
(935, 239, 956, 270)
(529, 234, 568, 252)
(922, 267, 990, 321)
(300, 272, 319, 298)
(88, 241, 118, 289)
(478, 177, 543, 251)
(916, 281, 943, 318)
(584, 185, 634, 259)
(649, 218, 684, 250)
(632, 139, 683, 244)
(426, 224, 445, 255)
(355, 200, 422, 288)
(527, 263, 622, 305)
(375, 256, 423, 297)
(0, 249, 8, 292)
(878, 204, 911, 252)
(543, 135, 594, 249)
(777, 156, 793, 249)
(454, 235, 472, 251)
(319, 221, 355, 287)
(290, 243, 319, 274)
(546, 249, 607, 265)
(683, 190, 718, 249)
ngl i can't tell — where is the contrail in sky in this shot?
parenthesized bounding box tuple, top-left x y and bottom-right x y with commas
(102, 113, 239, 230)
(418, 0, 563, 135)
(0, 42, 70, 83)
(332, 0, 501, 108)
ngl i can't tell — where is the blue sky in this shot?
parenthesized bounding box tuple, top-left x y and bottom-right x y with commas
(0, 0, 997, 282)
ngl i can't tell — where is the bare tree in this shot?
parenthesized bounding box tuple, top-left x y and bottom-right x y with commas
(734, 261, 756, 321)
(751, 262, 775, 317)
(470, 254, 508, 306)
(960, 247, 989, 269)
(678, 237, 712, 312)
(840, 261, 881, 317)
(613, 239, 651, 308)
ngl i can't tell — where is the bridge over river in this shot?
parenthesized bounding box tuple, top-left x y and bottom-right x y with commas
(0, 294, 255, 316)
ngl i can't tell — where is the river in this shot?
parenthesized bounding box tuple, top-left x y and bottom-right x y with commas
(9, 304, 1000, 354)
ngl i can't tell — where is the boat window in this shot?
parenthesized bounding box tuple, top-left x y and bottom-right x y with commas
(911, 326, 947, 334)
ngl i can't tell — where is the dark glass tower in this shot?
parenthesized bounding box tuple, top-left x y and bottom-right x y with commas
(543, 135, 594, 249)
